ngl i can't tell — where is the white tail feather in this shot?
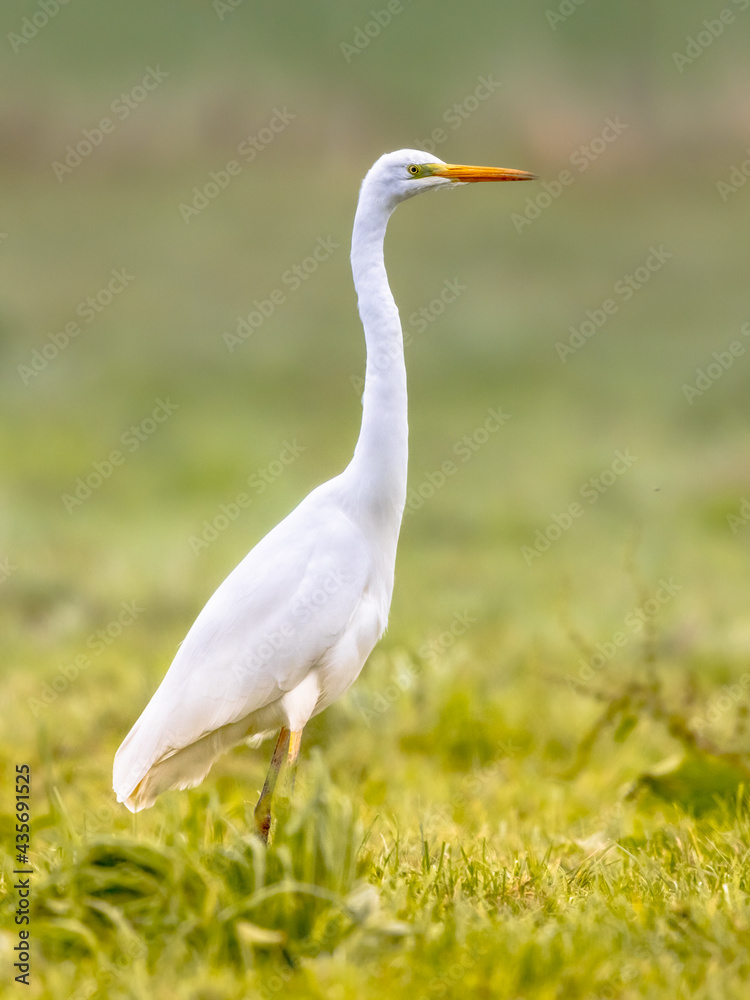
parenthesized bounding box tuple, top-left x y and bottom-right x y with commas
(113, 716, 254, 812)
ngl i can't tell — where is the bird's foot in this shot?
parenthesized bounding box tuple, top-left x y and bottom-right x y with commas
(254, 804, 271, 844)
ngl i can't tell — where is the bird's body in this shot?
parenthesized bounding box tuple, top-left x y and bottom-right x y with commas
(113, 149, 534, 832)
(114, 472, 395, 811)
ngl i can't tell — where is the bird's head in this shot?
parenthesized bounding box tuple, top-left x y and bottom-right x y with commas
(361, 148, 536, 210)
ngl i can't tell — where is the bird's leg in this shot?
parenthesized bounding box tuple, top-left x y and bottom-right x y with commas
(254, 727, 290, 843)
(286, 729, 303, 794)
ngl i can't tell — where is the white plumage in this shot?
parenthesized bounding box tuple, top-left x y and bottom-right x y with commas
(114, 480, 385, 810)
(113, 149, 534, 833)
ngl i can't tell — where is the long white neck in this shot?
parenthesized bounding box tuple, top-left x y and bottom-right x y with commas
(346, 187, 408, 530)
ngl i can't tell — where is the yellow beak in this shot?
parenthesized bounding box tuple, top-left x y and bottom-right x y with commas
(432, 163, 537, 183)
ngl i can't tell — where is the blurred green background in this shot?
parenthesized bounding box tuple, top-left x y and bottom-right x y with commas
(2, 0, 748, 686)
(1, 1, 750, 995)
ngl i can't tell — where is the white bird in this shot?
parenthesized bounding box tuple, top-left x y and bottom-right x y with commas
(113, 149, 535, 840)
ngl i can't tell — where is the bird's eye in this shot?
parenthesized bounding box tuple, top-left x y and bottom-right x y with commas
(407, 164, 421, 177)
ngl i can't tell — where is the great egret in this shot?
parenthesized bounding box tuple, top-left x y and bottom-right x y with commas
(113, 149, 535, 840)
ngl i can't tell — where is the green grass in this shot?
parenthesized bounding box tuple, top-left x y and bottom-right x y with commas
(4, 669, 750, 999)
(2, 7, 750, 987)
(2, 161, 750, 997)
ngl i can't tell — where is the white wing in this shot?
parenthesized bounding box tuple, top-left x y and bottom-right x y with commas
(113, 482, 372, 806)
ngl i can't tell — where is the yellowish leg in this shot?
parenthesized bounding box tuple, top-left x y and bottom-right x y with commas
(254, 727, 290, 843)
(287, 729, 303, 769)
(253, 728, 305, 842)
